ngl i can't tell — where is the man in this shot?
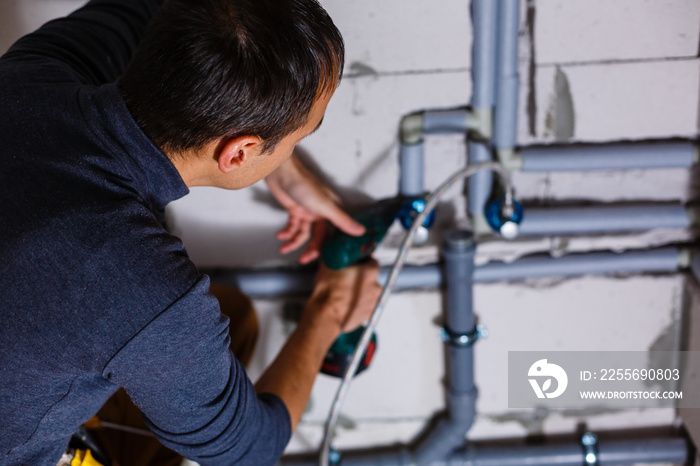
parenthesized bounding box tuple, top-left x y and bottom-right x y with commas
(0, 0, 381, 465)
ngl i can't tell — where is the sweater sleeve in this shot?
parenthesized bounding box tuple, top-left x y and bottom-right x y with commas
(1, 0, 161, 85)
(102, 275, 292, 466)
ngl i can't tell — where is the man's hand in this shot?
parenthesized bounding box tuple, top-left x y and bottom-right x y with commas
(265, 155, 365, 264)
(304, 260, 382, 334)
(254, 260, 381, 430)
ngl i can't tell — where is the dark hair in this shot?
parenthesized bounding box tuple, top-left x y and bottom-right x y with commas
(120, 0, 344, 155)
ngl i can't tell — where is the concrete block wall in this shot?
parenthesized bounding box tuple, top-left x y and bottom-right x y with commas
(2, 0, 699, 462)
(214, 0, 700, 457)
(191, 0, 699, 456)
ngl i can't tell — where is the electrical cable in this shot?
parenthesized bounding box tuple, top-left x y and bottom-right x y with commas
(319, 161, 514, 466)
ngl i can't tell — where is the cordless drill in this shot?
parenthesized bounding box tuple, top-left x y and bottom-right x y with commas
(318, 198, 405, 378)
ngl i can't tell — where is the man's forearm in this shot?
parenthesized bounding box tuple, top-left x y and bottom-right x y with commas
(255, 262, 381, 432)
(254, 302, 342, 430)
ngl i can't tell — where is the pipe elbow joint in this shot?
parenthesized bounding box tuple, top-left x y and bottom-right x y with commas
(410, 415, 475, 466)
(400, 112, 425, 145)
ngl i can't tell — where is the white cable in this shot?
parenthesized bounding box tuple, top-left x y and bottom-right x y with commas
(319, 161, 514, 466)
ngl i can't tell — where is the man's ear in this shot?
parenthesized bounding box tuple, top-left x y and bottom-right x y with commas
(216, 135, 262, 174)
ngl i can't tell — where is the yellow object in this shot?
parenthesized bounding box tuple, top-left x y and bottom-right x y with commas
(70, 449, 104, 466)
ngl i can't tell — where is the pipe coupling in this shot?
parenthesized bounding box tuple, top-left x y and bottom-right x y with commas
(497, 148, 523, 171)
(466, 107, 493, 140)
(440, 325, 488, 347)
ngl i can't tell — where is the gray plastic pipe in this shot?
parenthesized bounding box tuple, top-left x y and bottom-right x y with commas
(399, 142, 425, 197)
(279, 437, 687, 465)
(493, 0, 520, 152)
(273, 0, 693, 461)
(436, 437, 689, 466)
(423, 109, 470, 135)
(398, 108, 472, 197)
(274, 246, 689, 466)
(401, 138, 697, 197)
(518, 140, 697, 172)
(411, 230, 478, 465)
(474, 247, 681, 282)
(208, 247, 684, 298)
(467, 0, 498, 224)
(519, 203, 692, 236)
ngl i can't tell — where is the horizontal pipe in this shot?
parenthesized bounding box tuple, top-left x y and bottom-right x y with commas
(208, 247, 684, 298)
(280, 448, 411, 466)
(440, 438, 688, 466)
(474, 247, 680, 282)
(519, 141, 697, 172)
(279, 438, 688, 466)
(423, 109, 470, 135)
(519, 203, 691, 236)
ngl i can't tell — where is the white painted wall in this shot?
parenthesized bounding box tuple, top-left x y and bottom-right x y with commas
(2, 0, 699, 461)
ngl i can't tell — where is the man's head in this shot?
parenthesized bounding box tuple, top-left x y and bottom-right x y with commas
(120, 0, 344, 162)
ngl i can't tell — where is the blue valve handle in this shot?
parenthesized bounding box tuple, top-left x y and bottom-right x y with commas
(485, 198, 523, 236)
(397, 197, 436, 231)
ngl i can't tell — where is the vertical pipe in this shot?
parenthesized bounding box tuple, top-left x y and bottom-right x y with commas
(493, 0, 520, 151)
(399, 143, 425, 197)
(468, 0, 499, 231)
(412, 230, 478, 465)
(445, 230, 476, 391)
(470, 1, 499, 112)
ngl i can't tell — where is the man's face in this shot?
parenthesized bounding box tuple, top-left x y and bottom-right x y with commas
(231, 89, 334, 189)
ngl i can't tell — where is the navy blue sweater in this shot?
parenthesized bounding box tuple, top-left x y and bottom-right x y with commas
(0, 1, 291, 464)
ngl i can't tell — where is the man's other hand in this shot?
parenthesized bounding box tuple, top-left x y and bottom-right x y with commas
(265, 155, 365, 264)
(305, 260, 382, 334)
(254, 260, 381, 429)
